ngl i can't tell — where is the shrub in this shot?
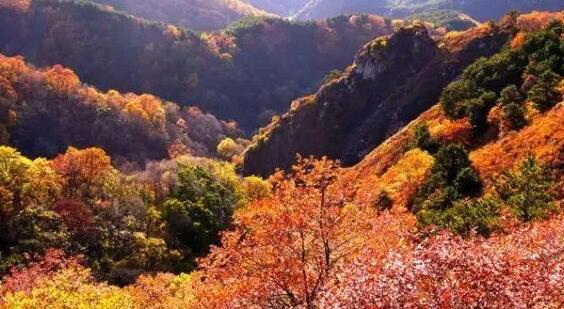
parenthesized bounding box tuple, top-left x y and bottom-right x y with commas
(242, 176, 271, 202)
(498, 84, 524, 106)
(417, 197, 500, 236)
(527, 70, 561, 111)
(322, 69, 343, 84)
(373, 190, 393, 212)
(413, 123, 438, 153)
(216, 137, 244, 160)
(502, 103, 527, 130)
(440, 79, 479, 119)
(495, 157, 557, 222)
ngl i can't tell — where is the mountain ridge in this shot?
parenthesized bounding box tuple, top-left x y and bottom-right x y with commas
(241, 19, 514, 176)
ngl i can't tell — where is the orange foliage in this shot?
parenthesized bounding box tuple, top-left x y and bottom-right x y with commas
(471, 103, 564, 188)
(432, 117, 474, 146)
(167, 142, 191, 159)
(0, 54, 240, 161)
(192, 157, 414, 307)
(0, 55, 27, 82)
(203, 32, 238, 58)
(0, 0, 30, 12)
(124, 94, 166, 128)
(517, 11, 564, 32)
(511, 31, 527, 49)
(339, 106, 445, 208)
(441, 23, 496, 53)
(44, 64, 80, 95)
(51, 147, 113, 200)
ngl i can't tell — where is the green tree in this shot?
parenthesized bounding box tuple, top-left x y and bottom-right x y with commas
(429, 144, 481, 196)
(413, 123, 438, 154)
(162, 166, 235, 257)
(465, 91, 497, 132)
(440, 79, 479, 119)
(8, 207, 71, 254)
(495, 157, 557, 222)
(414, 144, 487, 235)
(502, 103, 527, 130)
(498, 84, 523, 106)
(527, 70, 561, 111)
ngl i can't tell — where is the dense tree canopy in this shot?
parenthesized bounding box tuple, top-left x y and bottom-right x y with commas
(0, 0, 396, 129)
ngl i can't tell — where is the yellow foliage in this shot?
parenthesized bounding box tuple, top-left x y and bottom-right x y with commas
(126, 273, 197, 309)
(242, 175, 271, 201)
(0, 146, 62, 213)
(2, 265, 132, 309)
(124, 94, 166, 127)
(216, 137, 244, 160)
(377, 149, 434, 209)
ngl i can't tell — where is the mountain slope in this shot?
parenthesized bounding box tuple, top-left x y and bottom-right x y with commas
(294, 0, 564, 21)
(0, 54, 241, 163)
(89, 0, 273, 31)
(241, 21, 511, 176)
(245, 0, 308, 16)
(0, 0, 395, 129)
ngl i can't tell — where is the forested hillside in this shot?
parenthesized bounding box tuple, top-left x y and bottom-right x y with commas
(241, 13, 519, 176)
(406, 9, 479, 31)
(246, 0, 308, 16)
(0, 0, 563, 307)
(1, 17, 562, 307)
(89, 0, 272, 31)
(0, 54, 242, 163)
(0, 0, 396, 129)
(294, 0, 564, 21)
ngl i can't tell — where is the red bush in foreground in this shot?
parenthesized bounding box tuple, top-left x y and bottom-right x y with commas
(319, 215, 564, 308)
(0, 249, 81, 297)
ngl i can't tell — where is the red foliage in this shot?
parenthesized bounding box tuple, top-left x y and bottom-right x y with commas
(319, 215, 564, 308)
(52, 199, 94, 236)
(0, 249, 80, 296)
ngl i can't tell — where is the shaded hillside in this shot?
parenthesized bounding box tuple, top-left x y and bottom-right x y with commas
(246, 0, 308, 16)
(0, 0, 395, 129)
(241, 21, 512, 176)
(406, 9, 480, 31)
(89, 0, 273, 31)
(294, 0, 564, 21)
(0, 54, 241, 164)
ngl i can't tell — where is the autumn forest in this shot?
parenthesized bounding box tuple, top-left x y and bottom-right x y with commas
(0, 0, 563, 308)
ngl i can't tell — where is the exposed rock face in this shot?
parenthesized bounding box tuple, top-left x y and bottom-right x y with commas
(241, 24, 510, 176)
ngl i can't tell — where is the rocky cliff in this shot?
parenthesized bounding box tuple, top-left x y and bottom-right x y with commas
(241, 23, 511, 176)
